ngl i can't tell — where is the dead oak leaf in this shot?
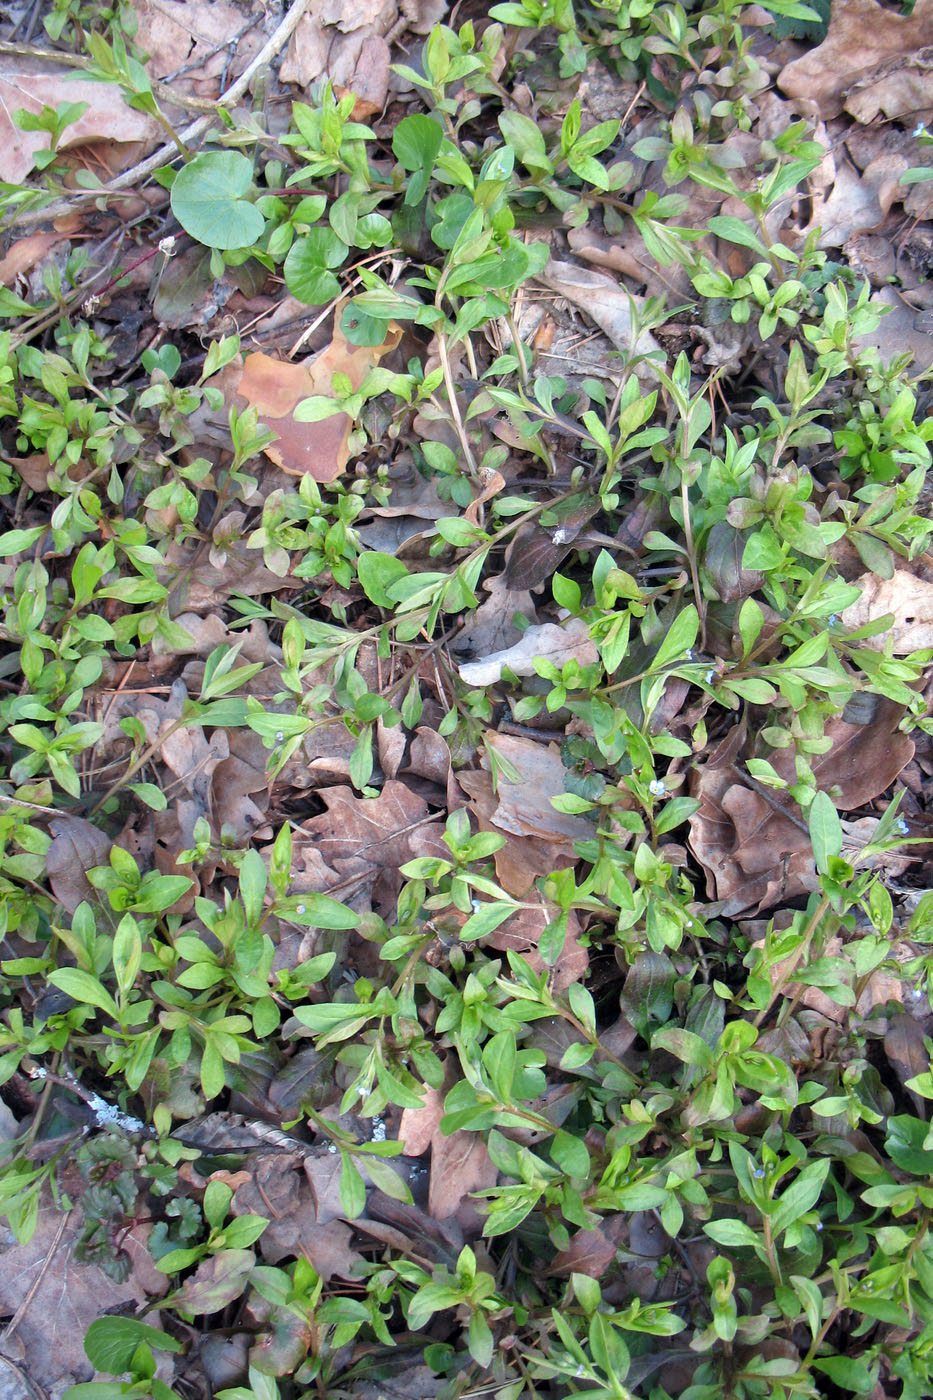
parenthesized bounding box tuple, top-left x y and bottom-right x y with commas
(133, 0, 266, 98)
(688, 699, 914, 914)
(231, 1153, 362, 1279)
(47, 816, 111, 913)
(292, 780, 447, 903)
(840, 569, 933, 651)
(778, 0, 933, 119)
(458, 765, 578, 898)
(486, 900, 589, 992)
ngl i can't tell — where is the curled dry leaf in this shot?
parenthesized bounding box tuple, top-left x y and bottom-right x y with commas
(458, 616, 598, 688)
(688, 699, 915, 914)
(778, 0, 933, 119)
(840, 569, 933, 651)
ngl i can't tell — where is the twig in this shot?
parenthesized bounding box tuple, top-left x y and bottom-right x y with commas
(0, 40, 219, 112)
(8, 0, 316, 230)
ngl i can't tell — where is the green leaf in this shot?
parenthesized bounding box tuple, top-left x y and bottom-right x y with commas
(393, 115, 443, 205)
(704, 1218, 761, 1249)
(287, 893, 359, 929)
(47, 968, 119, 1021)
(284, 227, 348, 305)
(551, 1130, 590, 1177)
(810, 1355, 877, 1394)
(357, 551, 410, 607)
(170, 152, 265, 250)
(340, 1150, 367, 1218)
(770, 1159, 831, 1239)
(652, 605, 698, 669)
(84, 1318, 182, 1374)
(708, 215, 769, 255)
(809, 790, 841, 875)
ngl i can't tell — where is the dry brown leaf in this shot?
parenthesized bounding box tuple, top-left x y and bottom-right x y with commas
(47, 816, 111, 913)
(482, 731, 595, 844)
(160, 532, 303, 611)
(399, 1086, 497, 1222)
(231, 1153, 363, 1279)
(464, 467, 506, 527)
(809, 155, 909, 248)
(0, 1206, 165, 1395)
(845, 46, 933, 124)
(458, 616, 598, 688)
(458, 765, 578, 897)
(231, 318, 400, 481)
(688, 699, 915, 914)
(133, 0, 267, 97)
(536, 260, 663, 381)
(885, 1013, 932, 1114)
(549, 1216, 627, 1277)
(852, 286, 933, 372)
(778, 0, 933, 119)
(334, 35, 391, 119)
(840, 569, 933, 651)
(486, 900, 589, 992)
(291, 781, 448, 908)
(0, 64, 161, 184)
(452, 572, 537, 660)
(0, 231, 68, 287)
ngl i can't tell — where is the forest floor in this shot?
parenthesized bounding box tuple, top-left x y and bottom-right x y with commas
(1, 0, 933, 1397)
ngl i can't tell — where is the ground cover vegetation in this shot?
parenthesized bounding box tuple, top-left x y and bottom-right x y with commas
(0, 0, 932, 1394)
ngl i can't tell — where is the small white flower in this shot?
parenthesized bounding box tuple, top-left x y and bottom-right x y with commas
(914, 122, 927, 138)
(897, 819, 909, 835)
(706, 669, 715, 684)
(296, 904, 306, 915)
(159, 236, 177, 257)
(828, 614, 838, 626)
(685, 649, 693, 660)
(275, 731, 284, 742)
(649, 778, 666, 797)
(371, 1118, 387, 1142)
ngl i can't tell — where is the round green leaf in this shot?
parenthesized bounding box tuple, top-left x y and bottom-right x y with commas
(284, 227, 348, 305)
(170, 151, 265, 251)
